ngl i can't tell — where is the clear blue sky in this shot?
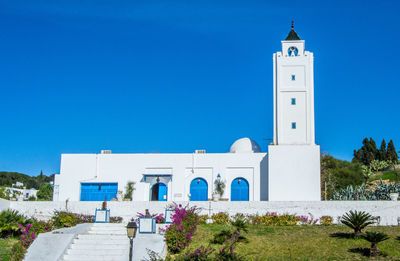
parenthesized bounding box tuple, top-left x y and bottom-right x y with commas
(0, 0, 398, 176)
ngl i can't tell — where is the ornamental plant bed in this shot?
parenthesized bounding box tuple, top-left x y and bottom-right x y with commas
(171, 224, 400, 260)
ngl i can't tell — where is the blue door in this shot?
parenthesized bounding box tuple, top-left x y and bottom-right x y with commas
(80, 183, 118, 201)
(231, 178, 249, 201)
(190, 178, 208, 201)
(158, 183, 167, 201)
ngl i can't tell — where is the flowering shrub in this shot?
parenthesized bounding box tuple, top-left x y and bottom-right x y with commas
(181, 246, 214, 260)
(137, 211, 165, 224)
(30, 219, 53, 234)
(249, 212, 299, 226)
(297, 213, 319, 225)
(17, 224, 36, 247)
(165, 204, 200, 253)
(211, 212, 229, 224)
(320, 216, 333, 226)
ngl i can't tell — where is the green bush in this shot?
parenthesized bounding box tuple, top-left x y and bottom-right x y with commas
(52, 211, 122, 228)
(341, 210, 375, 237)
(0, 210, 29, 237)
(198, 215, 209, 224)
(249, 213, 299, 226)
(211, 229, 233, 244)
(361, 231, 390, 257)
(320, 216, 333, 226)
(52, 211, 78, 228)
(211, 212, 229, 224)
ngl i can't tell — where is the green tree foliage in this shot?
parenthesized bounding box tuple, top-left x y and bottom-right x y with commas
(123, 181, 135, 200)
(378, 139, 387, 161)
(353, 138, 378, 165)
(353, 138, 398, 166)
(341, 210, 375, 237)
(387, 139, 398, 163)
(0, 171, 52, 189)
(361, 231, 389, 257)
(36, 183, 53, 201)
(320, 154, 363, 199)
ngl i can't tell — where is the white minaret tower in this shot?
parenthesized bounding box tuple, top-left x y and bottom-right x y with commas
(268, 22, 321, 201)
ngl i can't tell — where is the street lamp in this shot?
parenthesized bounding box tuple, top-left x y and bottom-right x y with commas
(126, 220, 138, 261)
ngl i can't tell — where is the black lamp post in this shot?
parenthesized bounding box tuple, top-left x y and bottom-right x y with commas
(126, 220, 138, 261)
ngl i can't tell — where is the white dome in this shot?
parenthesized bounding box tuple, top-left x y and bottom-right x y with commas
(229, 138, 261, 153)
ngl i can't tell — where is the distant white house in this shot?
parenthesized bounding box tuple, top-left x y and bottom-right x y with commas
(53, 26, 321, 202)
(4, 186, 38, 201)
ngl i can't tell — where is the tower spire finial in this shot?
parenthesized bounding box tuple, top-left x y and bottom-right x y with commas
(291, 20, 294, 29)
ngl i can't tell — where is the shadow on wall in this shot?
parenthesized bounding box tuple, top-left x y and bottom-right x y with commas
(260, 155, 269, 201)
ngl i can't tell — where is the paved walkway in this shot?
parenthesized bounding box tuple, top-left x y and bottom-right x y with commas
(24, 223, 166, 261)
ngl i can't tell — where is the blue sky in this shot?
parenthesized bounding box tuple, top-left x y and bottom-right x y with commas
(0, 0, 398, 176)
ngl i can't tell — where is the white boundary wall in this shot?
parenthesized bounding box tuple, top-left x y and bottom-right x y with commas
(7, 201, 400, 226)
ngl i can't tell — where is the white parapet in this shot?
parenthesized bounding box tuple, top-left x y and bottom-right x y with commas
(268, 145, 321, 201)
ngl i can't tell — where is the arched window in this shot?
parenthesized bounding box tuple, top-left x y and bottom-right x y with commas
(190, 178, 208, 201)
(288, 46, 298, 56)
(231, 178, 249, 201)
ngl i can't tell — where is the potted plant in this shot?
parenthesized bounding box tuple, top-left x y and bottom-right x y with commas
(213, 175, 225, 201)
(123, 181, 135, 201)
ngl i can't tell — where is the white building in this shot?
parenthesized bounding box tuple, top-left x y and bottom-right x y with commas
(53, 25, 320, 202)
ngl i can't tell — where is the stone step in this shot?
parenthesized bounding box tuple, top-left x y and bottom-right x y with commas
(90, 225, 126, 230)
(70, 243, 128, 250)
(66, 248, 127, 256)
(63, 254, 125, 261)
(87, 231, 126, 235)
(72, 239, 129, 245)
(77, 234, 127, 240)
(92, 223, 125, 226)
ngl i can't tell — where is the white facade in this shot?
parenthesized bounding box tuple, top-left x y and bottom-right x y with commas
(53, 26, 321, 202)
(54, 145, 267, 202)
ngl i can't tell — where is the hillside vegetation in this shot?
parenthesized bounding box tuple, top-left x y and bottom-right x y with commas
(0, 171, 53, 190)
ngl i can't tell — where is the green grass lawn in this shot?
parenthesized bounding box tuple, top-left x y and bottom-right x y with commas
(0, 238, 18, 261)
(175, 224, 400, 260)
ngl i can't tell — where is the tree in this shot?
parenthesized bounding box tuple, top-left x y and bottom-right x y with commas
(378, 139, 387, 161)
(38, 170, 44, 187)
(36, 183, 53, 201)
(353, 138, 377, 165)
(387, 140, 398, 164)
(341, 210, 375, 237)
(321, 153, 364, 199)
(361, 231, 389, 257)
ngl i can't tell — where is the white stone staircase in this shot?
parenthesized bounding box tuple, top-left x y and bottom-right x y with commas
(62, 223, 129, 261)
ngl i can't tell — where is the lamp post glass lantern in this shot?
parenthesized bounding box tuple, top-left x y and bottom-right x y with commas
(127, 221, 137, 238)
(126, 221, 137, 261)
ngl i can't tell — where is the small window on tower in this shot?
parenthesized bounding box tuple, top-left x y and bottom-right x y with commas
(291, 98, 296, 105)
(291, 122, 296, 129)
(291, 75, 295, 81)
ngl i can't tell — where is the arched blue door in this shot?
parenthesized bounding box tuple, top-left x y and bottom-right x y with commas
(151, 183, 167, 201)
(231, 178, 249, 201)
(190, 178, 208, 201)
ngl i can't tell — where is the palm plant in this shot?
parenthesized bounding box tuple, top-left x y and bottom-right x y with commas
(341, 210, 375, 237)
(361, 231, 389, 257)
